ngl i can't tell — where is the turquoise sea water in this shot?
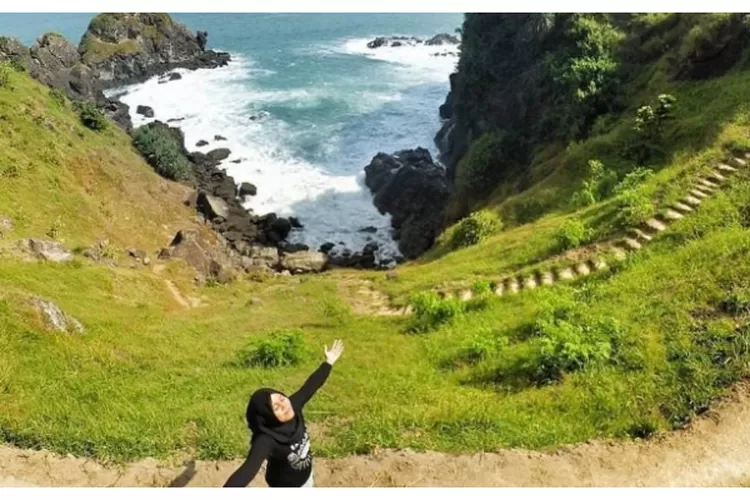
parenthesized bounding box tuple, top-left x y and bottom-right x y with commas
(0, 13, 463, 259)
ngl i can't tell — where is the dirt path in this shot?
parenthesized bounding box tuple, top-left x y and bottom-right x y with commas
(2, 383, 750, 487)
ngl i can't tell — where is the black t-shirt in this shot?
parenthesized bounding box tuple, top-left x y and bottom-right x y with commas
(224, 362, 332, 487)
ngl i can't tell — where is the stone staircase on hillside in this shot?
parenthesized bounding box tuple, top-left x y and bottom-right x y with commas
(367, 154, 748, 316)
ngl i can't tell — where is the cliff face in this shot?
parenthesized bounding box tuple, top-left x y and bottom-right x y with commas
(78, 13, 230, 88)
(434, 14, 750, 190)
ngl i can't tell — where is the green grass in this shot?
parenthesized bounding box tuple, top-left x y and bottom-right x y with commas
(2, 20, 750, 466)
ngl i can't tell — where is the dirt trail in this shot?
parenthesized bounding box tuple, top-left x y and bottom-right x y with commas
(2, 384, 750, 487)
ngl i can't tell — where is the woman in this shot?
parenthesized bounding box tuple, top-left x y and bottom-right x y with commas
(223, 339, 344, 488)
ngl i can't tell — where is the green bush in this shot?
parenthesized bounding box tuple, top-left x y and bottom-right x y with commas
(49, 88, 67, 108)
(450, 209, 502, 249)
(132, 124, 193, 181)
(457, 332, 509, 365)
(617, 188, 656, 227)
(532, 311, 616, 383)
(471, 280, 493, 298)
(721, 289, 750, 316)
(73, 101, 108, 131)
(613, 167, 654, 194)
(554, 218, 593, 251)
(571, 159, 618, 207)
(237, 329, 306, 368)
(408, 291, 465, 333)
(0, 62, 12, 88)
(455, 132, 520, 198)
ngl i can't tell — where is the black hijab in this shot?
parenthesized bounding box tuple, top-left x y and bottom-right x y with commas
(246, 388, 305, 444)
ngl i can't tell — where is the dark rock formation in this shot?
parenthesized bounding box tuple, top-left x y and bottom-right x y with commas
(214, 134, 227, 141)
(425, 33, 460, 46)
(206, 148, 231, 163)
(196, 139, 209, 147)
(364, 148, 450, 259)
(136, 104, 154, 117)
(79, 13, 230, 89)
(238, 182, 257, 198)
(289, 217, 303, 229)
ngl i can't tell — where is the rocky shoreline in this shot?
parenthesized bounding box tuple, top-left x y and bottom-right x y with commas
(1, 16, 459, 272)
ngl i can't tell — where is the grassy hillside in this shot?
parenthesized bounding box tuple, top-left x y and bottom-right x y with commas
(1, 13, 750, 465)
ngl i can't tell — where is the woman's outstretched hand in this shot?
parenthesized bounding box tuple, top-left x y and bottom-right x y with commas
(325, 339, 344, 365)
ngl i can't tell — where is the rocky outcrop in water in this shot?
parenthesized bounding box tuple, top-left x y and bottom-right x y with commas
(79, 13, 230, 88)
(366, 33, 459, 50)
(364, 148, 450, 259)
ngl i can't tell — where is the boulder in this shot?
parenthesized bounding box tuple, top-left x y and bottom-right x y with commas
(196, 139, 209, 147)
(0, 37, 32, 72)
(214, 134, 227, 141)
(26, 239, 73, 262)
(78, 13, 231, 88)
(196, 192, 230, 220)
(136, 105, 154, 117)
(238, 182, 257, 197)
(363, 148, 450, 259)
(169, 72, 182, 81)
(167, 117, 185, 123)
(281, 242, 310, 253)
(31, 297, 85, 334)
(268, 217, 292, 242)
(358, 226, 378, 233)
(242, 245, 280, 269)
(289, 217, 303, 229)
(425, 33, 460, 46)
(280, 251, 328, 273)
(206, 148, 231, 163)
(319, 242, 335, 253)
(367, 37, 388, 49)
(127, 248, 148, 260)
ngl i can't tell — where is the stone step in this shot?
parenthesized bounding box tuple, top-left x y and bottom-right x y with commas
(631, 228, 653, 241)
(645, 218, 667, 232)
(575, 262, 592, 276)
(494, 282, 505, 297)
(557, 267, 576, 281)
(622, 237, 642, 250)
(459, 289, 473, 301)
(506, 278, 520, 294)
(524, 275, 538, 290)
(592, 258, 608, 271)
(689, 189, 708, 199)
(718, 162, 738, 173)
(671, 202, 694, 213)
(708, 170, 727, 182)
(540, 271, 555, 286)
(729, 156, 746, 168)
(683, 195, 702, 206)
(698, 178, 719, 190)
(610, 247, 628, 261)
(663, 208, 685, 221)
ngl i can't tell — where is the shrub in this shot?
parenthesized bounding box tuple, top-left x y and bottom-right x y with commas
(450, 209, 502, 249)
(571, 159, 618, 207)
(132, 123, 193, 181)
(617, 188, 656, 227)
(408, 291, 464, 333)
(532, 313, 614, 383)
(45, 216, 64, 239)
(73, 101, 108, 131)
(49, 88, 67, 108)
(554, 219, 593, 251)
(471, 280, 493, 298)
(613, 167, 654, 194)
(629, 94, 677, 162)
(0, 62, 12, 88)
(457, 332, 509, 365)
(721, 289, 750, 316)
(237, 329, 306, 368)
(455, 132, 521, 198)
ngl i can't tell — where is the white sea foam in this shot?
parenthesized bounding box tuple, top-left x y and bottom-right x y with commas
(108, 39, 456, 263)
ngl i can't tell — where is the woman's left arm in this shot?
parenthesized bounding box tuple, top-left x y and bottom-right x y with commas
(290, 340, 344, 408)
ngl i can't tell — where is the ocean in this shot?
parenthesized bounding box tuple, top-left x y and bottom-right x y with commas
(0, 13, 463, 261)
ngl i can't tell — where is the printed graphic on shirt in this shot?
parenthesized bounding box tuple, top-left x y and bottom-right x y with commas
(287, 431, 312, 471)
